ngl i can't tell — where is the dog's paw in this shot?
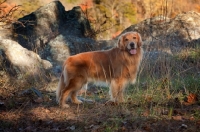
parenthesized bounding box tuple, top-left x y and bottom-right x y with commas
(71, 96, 83, 104)
(74, 99, 83, 104)
(61, 104, 70, 109)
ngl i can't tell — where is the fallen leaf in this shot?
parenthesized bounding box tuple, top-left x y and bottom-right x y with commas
(190, 116, 195, 121)
(91, 125, 100, 132)
(142, 124, 152, 131)
(142, 110, 150, 117)
(121, 126, 127, 131)
(45, 108, 50, 113)
(145, 96, 153, 102)
(184, 93, 198, 105)
(172, 115, 183, 121)
(34, 97, 43, 103)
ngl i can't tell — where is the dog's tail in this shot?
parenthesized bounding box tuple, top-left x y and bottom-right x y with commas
(56, 67, 68, 104)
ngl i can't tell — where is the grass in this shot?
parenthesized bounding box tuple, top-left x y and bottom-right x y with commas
(0, 45, 200, 131)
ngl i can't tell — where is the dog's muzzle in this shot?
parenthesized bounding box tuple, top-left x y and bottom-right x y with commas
(127, 42, 137, 55)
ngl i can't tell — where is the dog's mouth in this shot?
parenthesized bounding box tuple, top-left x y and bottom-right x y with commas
(127, 42, 137, 55)
(129, 48, 137, 55)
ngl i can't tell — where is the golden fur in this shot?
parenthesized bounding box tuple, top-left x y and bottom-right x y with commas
(56, 32, 143, 108)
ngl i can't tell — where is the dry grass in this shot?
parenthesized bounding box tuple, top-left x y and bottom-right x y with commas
(1, 0, 200, 131)
(1, 45, 200, 131)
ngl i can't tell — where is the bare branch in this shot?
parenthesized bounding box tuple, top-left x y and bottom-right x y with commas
(0, 0, 6, 5)
(0, 0, 21, 24)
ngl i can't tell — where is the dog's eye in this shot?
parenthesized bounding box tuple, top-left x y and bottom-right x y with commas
(133, 37, 137, 39)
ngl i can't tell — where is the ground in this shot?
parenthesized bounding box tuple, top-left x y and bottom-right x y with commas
(0, 80, 200, 132)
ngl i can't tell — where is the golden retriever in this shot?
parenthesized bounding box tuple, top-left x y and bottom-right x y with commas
(56, 31, 143, 108)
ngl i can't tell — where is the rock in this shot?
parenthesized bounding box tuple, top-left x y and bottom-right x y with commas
(0, 49, 7, 70)
(64, 6, 94, 38)
(46, 34, 95, 64)
(0, 101, 4, 106)
(1, 0, 200, 92)
(13, 1, 94, 59)
(52, 65, 62, 74)
(13, 1, 66, 50)
(0, 39, 52, 85)
(19, 87, 43, 98)
(69, 125, 76, 131)
(121, 11, 200, 54)
(78, 97, 95, 103)
(0, 28, 13, 40)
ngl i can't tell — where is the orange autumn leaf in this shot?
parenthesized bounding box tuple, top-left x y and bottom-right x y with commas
(184, 93, 198, 105)
(80, 0, 93, 11)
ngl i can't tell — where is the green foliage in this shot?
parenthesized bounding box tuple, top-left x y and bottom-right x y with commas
(193, 110, 200, 119)
(174, 75, 200, 93)
(64, 0, 79, 4)
(189, 48, 200, 60)
(178, 48, 200, 62)
(21, 0, 41, 14)
(85, 0, 137, 39)
(126, 46, 200, 108)
(121, 3, 137, 24)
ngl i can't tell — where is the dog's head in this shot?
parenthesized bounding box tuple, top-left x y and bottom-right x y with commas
(117, 32, 142, 55)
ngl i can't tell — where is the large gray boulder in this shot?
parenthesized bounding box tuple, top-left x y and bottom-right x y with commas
(13, 1, 94, 59)
(1, 0, 200, 91)
(0, 39, 52, 86)
(13, 1, 65, 50)
(107, 11, 200, 78)
(47, 34, 96, 65)
(121, 11, 200, 54)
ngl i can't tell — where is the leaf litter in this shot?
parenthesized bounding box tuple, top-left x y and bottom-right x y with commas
(0, 86, 200, 132)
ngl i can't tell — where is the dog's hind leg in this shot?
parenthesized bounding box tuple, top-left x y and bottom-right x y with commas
(60, 77, 81, 108)
(60, 85, 72, 108)
(71, 91, 83, 104)
(70, 77, 86, 104)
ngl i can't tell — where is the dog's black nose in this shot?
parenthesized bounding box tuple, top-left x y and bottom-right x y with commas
(130, 42, 135, 48)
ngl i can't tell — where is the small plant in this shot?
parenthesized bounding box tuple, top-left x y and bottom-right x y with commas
(192, 110, 200, 120)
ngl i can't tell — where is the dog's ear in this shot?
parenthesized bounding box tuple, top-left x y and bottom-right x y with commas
(137, 33, 142, 47)
(117, 34, 124, 49)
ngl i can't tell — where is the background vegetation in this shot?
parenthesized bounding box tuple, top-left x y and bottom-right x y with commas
(0, 0, 200, 131)
(1, 0, 200, 39)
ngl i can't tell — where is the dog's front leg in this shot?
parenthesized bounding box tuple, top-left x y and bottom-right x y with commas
(109, 79, 127, 103)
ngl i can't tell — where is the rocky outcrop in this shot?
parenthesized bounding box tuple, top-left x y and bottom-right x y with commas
(121, 11, 200, 54)
(47, 34, 96, 65)
(13, 1, 95, 60)
(1, 0, 200, 90)
(0, 39, 52, 87)
(105, 11, 200, 78)
(13, 1, 65, 50)
(0, 1, 100, 90)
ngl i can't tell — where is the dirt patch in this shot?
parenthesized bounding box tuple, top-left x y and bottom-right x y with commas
(0, 85, 200, 132)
